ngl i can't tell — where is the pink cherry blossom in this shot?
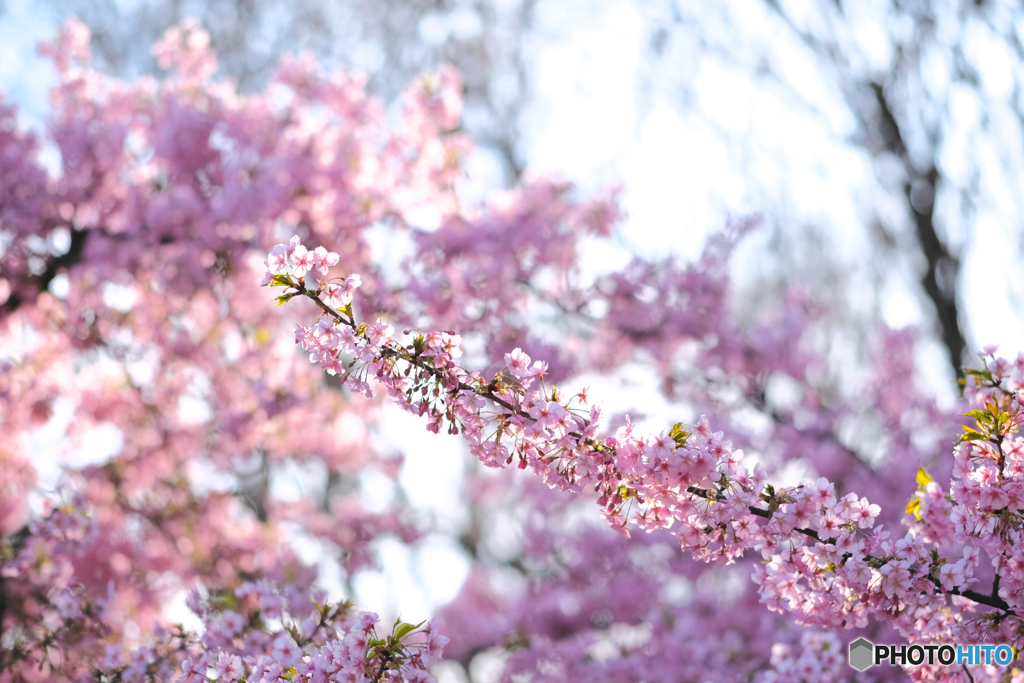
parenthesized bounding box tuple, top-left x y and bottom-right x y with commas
(310, 246, 340, 277)
(214, 652, 244, 682)
(6, 16, 1024, 683)
(291, 244, 313, 278)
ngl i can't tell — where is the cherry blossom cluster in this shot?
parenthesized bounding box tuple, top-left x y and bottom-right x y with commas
(0, 492, 448, 683)
(267, 236, 1024, 658)
(909, 351, 1024, 614)
(755, 630, 847, 683)
(176, 585, 448, 683)
(1, 494, 115, 679)
(433, 472, 808, 683)
(1, 18, 628, 683)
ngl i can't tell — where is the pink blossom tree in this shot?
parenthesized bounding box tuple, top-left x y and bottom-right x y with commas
(0, 19, 1011, 683)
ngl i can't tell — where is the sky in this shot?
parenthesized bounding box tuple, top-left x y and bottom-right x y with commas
(517, 0, 1024, 364)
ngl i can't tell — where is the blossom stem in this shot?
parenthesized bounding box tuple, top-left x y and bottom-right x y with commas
(293, 280, 1016, 616)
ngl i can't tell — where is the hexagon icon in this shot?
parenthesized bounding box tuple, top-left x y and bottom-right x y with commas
(848, 637, 875, 671)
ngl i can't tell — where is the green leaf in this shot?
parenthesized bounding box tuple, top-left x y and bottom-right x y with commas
(916, 467, 934, 488)
(906, 497, 922, 521)
(265, 273, 295, 288)
(963, 410, 990, 421)
(669, 422, 690, 447)
(274, 292, 298, 307)
(957, 432, 986, 443)
(393, 620, 425, 641)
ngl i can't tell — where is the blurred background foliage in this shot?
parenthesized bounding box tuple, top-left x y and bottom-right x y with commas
(4, 3, 1024, 678)
(5, 0, 1021, 389)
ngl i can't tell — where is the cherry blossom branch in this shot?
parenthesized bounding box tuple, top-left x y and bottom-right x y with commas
(265, 236, 1017, 636)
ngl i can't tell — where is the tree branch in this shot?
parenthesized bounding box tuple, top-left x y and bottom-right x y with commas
(870, 81, 965, 377)
(1, 227, 90, 316)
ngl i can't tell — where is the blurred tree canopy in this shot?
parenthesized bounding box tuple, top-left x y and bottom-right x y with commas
(22, 0, 1024, 377)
